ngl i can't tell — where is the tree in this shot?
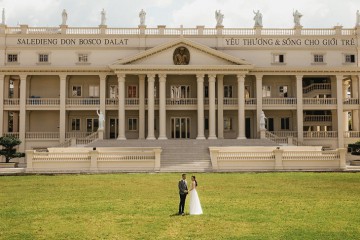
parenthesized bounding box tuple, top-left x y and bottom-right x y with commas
(349, 141, 360, 156)
(0, 136, 25, 163)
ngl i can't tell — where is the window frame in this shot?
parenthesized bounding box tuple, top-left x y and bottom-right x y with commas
(7, 53, 19, 63)
(128, 118, 138, 131)
(224, 85, 233, 98)
(71, 118, 81, 131)
(262, 85, 271, 98)
(72, 85, 82, 97)
(272, 53, 286, 65)
(224, 117, 232, 131)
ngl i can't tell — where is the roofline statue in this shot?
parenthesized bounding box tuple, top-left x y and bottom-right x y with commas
(215, 10, 224, 27)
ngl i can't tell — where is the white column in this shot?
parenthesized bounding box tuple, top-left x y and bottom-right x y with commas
(255, 75, 263, 138)
(343, 81, 350, 132)
(117, 74, 126, 140)
(336, 75, 344, 147)
(147, 74, 156, 140)
(196, 74, 205, 139)
(208, 74, 217, 139)
(296, 75, 304, 142)
(353, 76, 360, 131)
(158, 74, 167, 140)
(99, 74, 107, 121)
(59, 75, 67, 143)
(217, 75, 224, 139)
(237, 74, 246, 139)
(0, 75, 4, 137)
(138, 75, 146, 139)
(19, 75, 27, 152)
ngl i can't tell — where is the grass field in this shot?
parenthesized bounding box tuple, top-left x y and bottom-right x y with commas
(1, 172, 360, 240)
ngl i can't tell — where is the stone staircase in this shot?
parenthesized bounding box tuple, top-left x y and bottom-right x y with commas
(88, 138, 277, 172)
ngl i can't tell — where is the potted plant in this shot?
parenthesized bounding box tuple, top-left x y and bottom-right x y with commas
(0, 136, 25, 168)
(348, 140, 360, 166)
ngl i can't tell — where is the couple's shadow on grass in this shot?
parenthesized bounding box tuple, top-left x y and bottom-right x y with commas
(169, 212, 189, 217)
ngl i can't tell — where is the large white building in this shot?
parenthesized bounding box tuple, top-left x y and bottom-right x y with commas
(1, 10, 360, 167)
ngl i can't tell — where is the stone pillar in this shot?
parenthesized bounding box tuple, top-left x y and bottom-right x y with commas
(217, 75, 224, 139)
(353, 76, 360, 131)
(255, 75, 263, 137)
(343, 81, 350, 132)
(237, 74, 246, 139)
(138, 75, 146, 139)
(0, 75, 4, 137)
(196, 74, 205, 139)
(208, 74, 217, 139)
(19, 75, 27, 152)
(158, 74, 167, 140)
(296, 75, 304, 142)
(99, 74, 107, 121)
(117, 74, 126, 140)
(59, 74, 67, 143)
(147, 74, 156, 140)
(336, 75, 344, 147)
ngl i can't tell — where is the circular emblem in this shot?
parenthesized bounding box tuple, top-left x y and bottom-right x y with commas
(173, 46, 190, 65)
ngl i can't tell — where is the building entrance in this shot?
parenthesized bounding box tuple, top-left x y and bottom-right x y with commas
(171, 117, 190, 139)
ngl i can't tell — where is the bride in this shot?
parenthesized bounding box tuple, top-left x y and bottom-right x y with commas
(189, 176, 203, 215)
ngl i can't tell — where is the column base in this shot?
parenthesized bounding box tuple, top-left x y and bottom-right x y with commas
(146, 136, 156, 140)
(237, 136, 246, 140)
(117, 137, 127, 140)
(196, 136, 206, 140)
(158, 136, 168, 140)
(208, 136, 217, 140)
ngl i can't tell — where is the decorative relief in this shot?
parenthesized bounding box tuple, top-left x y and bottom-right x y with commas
(173, 46, 190, 65)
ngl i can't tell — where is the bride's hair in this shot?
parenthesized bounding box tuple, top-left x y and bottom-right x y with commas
(192, 176, 198, 186)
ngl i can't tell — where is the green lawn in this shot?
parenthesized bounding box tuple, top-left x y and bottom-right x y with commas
(1, 172, 360, 240)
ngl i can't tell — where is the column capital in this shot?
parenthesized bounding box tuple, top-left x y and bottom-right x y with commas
(147, 74, 156, 81)
(335, 75, 344, 80)
(99, 74, 107, 81)
(208, 74, 216, 82)
(59, 74, 67, 81)
(217, 74, 224, 80)
(196, 74, 205, 80)
(158, 74, 167, 81)
(138, 74, 146, 81)
(254, 74, 263, 80)
(0, 74, 5, 80)
(237, 74, 245, 82)
(19, 75, 27, 81)
(117, 73, 126, 81)
(295, 75, 303, 80)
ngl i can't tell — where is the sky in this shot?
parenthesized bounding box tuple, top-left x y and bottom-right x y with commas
(1, 0, 360, 28)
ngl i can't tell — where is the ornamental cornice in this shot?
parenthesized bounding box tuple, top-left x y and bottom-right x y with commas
(0, 66, 113, 75)
(250, 66, 360, 75)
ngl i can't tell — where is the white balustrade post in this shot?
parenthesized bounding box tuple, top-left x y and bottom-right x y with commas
(196, 74, 205, 139)
(343, 81, 350, 132)
(274, 148, 284, 170)
(154, 148, 162, 171)
(237, 74, 246, 139)
(209, 148, 219, 171)
(338, 148, 347, 170)
(147, 74, 156, 140)
(217, 75, 224, 139)
(90, 150, 98, 171)
(255, 75, 263, 138)
(59, 75, 67, 143)
(296, 75, 304, 142)
(117, 74, 126, 140)
(19, 75, 27, 152)
(25, 150, 34, 171)
(138, 75, 146, 139)
(158, 74, 167, 140)
(336, 75, 344, 147)
(208, 74, 217, 139)
(0, 74, 4, 137)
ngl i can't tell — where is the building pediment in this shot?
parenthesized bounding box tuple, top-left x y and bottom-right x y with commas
(110, 38, 252, 69)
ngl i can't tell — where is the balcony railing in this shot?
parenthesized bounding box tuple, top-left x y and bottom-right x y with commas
(304, 115, 332, 122)
(224, 98, 237, 105)
(343, 98, 359, 105)
(245, 98, 257, 105)
(26, 132, 60, 139)
(303, 98, 337, 105)
(4, 98, 20, 105)
(66, 98, 100, 105)
(26, 98, 60, 105)
(65, 132, 94, 139)
(2, 132, 19, 138)
(303, 131, 338, 138)
(263, 98, 296, 105)
(270, 131, 298, 137)
(166, 98, 197, 105)
(106, 98, 118, 105)
(303, 83, 331, 94)
(344, 131, 360, 138)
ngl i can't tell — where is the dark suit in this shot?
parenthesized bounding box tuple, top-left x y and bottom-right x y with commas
(178, 179, 188, 214)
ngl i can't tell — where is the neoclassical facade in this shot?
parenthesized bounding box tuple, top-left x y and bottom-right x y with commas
(0, 22, 360, 155)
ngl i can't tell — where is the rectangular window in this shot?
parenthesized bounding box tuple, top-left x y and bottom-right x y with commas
(245, 85, 251, 98)
(279, 86, 288, 97)
(78, 54, 88, 63)
(89, 85, 99, 97)
(128, 118, 138, 131)
(224, 117, 232, 131)
(72, 86, 82, 97)
(281, 117, 290, 130)
(345, 54, 355, 63)
(224, 85, 233, 98)
(273, 54, 284, 63)
(314, 54, 324, 63)
(39, 54, 49, 63)
(71, 118, 81, 131)
(7, 54, 18, 63)
(127, 85, 138, 98)
(86, 118, 99, 132)
(262, 86, 271, 98)
(170, 85, 190, 99)
(109, 85, 118, 99)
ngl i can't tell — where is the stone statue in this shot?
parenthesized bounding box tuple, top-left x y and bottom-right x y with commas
(215, 10, 224, 26)
(1, 8, 5, 25)
(356, 10, 360, 27)
(139, 9, 146, 26)
(61, 9, 67, 25)
(260, 111, 267, 130)
(253, 10, 263, 27)
(101, 9, 106, 25)
(293, 10, 303, 27)
(97, 109, 105, 130)
(173, 46, 190, 65)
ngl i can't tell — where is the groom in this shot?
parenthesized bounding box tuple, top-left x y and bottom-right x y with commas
(178, 173, 188, 215)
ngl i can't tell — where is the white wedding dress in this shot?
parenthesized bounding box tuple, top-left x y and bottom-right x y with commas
(189, 181, 203, 215)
